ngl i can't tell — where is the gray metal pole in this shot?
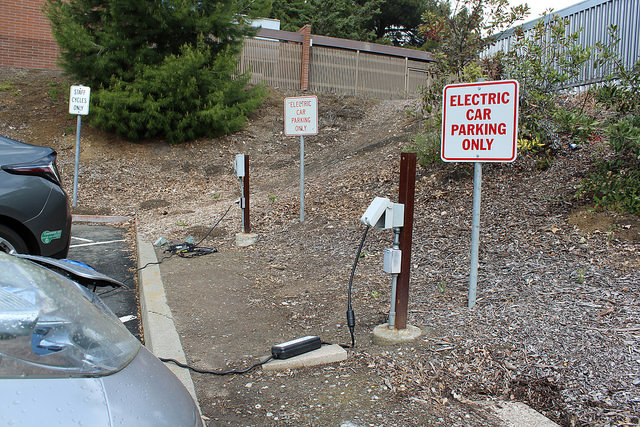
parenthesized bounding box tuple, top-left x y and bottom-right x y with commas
(300, 135, 305, 222)
(388, 226, 401, 328)
(468, 162, 482, 308)
(240, 179, 245, 233)
(72, 115, 81, 207)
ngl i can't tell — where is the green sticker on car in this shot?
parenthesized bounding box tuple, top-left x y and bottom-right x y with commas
(41, 230, 62, 244)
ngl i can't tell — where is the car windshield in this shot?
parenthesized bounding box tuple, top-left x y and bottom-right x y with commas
(0, 252, 139, 378)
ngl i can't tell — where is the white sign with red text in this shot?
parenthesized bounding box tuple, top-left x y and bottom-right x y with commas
(441, 80, 519, 162)
(284, 95, 318, 136)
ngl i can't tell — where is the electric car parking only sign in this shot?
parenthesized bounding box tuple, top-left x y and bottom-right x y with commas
(441, 80, 519, 162)
(284, 96, 318, 136)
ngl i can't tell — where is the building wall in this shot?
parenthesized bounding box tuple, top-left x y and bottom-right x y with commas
(0, 0, 59, 69)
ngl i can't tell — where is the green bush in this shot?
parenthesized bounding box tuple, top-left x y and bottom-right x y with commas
(46, 0, 264, 143)
(91, 43, 265, 143)
(580, 87, 640, 214)
(578, 26, 640, 215)
(500, 14, 593, 150)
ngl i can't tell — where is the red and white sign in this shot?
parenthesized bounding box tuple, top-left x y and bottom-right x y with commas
(284, 95, 318, 136)
(441, 80, 519, 162)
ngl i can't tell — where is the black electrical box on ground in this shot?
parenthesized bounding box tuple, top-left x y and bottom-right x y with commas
(271, 336, 321, 359)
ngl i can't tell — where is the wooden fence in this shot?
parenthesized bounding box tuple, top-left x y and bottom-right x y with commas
(239, 37, 433, 99)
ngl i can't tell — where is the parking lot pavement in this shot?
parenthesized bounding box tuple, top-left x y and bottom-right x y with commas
(67, 223, 140, 340)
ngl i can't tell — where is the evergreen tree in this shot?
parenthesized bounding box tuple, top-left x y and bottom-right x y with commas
(307, 0, 382, 42)
(269, 0, 314, 32)
(46, 0, 265, 143)
(373, 0, 427, 46)
(271, 0, 429, 45)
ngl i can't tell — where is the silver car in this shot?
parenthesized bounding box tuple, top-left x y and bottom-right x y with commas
(0, 252, 203, 426)
(0, 135, 71, 258)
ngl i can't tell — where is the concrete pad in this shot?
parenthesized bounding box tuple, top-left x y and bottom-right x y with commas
(372, 323, 422, 345)
(479, 400, 559, 427)
(136, 236, 199, 406)
(262, 344, 347, 371)
(236, 232, 258, 247)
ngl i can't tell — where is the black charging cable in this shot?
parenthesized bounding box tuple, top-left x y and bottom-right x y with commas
(346, 225, 370, 348)
(120, 201, 236, 286)
(159, 356, 273, 375)
(194, 202, 235, 248)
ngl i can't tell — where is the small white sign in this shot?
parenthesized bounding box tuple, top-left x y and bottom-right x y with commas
(284, 96, 318, 136)
(69, 85, 91, 115)
(441, 80, 519, 162)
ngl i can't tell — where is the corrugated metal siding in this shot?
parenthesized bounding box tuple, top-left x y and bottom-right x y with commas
(487, 0, 640, 88)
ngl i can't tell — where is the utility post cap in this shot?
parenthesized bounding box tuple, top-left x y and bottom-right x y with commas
(361, 197, 404, 229)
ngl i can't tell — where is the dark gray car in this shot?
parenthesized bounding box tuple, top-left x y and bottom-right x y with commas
(0, 135, 71, 258)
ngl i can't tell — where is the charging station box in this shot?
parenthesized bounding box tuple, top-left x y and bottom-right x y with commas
(271, 336, 321, 359)
(234, 154, 245, 177)
(383, 248, 402, 274)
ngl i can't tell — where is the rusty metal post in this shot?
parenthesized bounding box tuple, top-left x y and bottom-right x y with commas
(394, 152, 416, 330)
(243, 155, 251, 233)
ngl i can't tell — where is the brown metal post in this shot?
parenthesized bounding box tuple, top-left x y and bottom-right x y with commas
(395, 152, 416, 329)
(243, 155, 251, 233)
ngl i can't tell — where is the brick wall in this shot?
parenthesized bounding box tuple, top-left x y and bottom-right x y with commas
(0, 0, 60, 69)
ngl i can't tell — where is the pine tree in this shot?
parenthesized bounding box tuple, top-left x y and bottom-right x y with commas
(46, 0, 265, 143)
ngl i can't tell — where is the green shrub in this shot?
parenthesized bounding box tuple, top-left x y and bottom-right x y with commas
(91, 43, 265, 143)
(45, 0, 264, 143)
(408, 129, 441, 165)
(579, 115, 640, 214)
(578, 26, 640, 215)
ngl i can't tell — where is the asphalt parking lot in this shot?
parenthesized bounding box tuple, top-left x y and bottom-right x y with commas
(67, 223, 140, 339)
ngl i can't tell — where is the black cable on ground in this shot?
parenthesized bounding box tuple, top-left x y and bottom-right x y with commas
(346, 225, 370, 348)
(159, 356, 273, 375)
(119, 201, 236, 286)
(194, 202, 235, 248)
(121, 252, 176, 287)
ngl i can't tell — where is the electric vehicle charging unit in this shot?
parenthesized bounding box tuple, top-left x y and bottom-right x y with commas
(360, 197, 405, 328)
(234, 154, 246, 227)
(234, 154, 257, 247)
(234, 154, 246, 232)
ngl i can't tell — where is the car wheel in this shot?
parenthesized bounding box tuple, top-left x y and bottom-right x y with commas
(0, 225, 28, 254)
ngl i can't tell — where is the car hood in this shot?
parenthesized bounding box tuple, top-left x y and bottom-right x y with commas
(0, 135, 55, 166)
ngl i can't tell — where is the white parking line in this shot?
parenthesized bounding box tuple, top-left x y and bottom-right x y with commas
(71, 236, 94, 243)
(70, 239, 126, 248)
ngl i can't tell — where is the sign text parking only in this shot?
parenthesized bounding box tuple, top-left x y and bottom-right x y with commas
(441, 80, 519, 162)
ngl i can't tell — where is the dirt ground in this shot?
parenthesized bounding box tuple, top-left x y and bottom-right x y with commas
(1, 68, 639, 426)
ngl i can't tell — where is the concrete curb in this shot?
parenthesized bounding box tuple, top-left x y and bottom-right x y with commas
(136, 235, 201, 410)
(72, 214, 133, 223)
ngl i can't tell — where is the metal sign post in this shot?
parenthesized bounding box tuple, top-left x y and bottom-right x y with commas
(468, 162, 482, 307)
(69, 85, 91, 207)
(299, 135, 305, 222)
(284, 95, 318, 222)
(441, 80, 519, 308)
